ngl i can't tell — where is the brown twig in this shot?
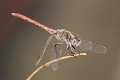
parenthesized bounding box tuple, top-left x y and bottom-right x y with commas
(26, 53, 87, 80)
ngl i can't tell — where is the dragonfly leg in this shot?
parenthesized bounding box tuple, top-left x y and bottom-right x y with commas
(71, 45, 80, 53)
(69, 45, 80, 58)
(66, 45, 75, 53)
(66, 45, 70, 53)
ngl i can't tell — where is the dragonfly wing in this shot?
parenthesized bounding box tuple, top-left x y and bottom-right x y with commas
(36, 35, 54, 66)
(79, 40, 107, 53)
(79, 40, 92, 50)
(50, 43, 63, 71)
(72, 32, 107, 53)
(50, 52, 61, 71)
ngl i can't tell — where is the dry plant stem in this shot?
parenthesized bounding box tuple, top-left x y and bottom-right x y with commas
(26, 53, 87, 80)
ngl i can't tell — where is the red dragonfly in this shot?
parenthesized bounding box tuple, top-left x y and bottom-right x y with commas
(11, 13, 107, 71)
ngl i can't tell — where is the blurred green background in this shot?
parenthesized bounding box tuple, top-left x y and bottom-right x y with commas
(1, 0, 120, 80)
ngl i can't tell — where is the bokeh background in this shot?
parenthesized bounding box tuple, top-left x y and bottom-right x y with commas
(1, 0, 120, 80)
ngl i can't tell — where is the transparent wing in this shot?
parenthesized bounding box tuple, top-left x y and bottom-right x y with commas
(50, 43, 63, 71)
(72, 32, 107, 53)
(36, 35, 54, 66)
(79, 40, 107, 53)
(50, 51, 61, 71)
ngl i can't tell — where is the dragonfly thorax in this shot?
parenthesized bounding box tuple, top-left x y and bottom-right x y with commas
(55, 29, 81, 47)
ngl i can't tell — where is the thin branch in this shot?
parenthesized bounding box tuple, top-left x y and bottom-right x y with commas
(26, 53, 87, 80)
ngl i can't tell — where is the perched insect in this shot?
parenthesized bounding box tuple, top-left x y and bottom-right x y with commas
(11, 13, 107, 71)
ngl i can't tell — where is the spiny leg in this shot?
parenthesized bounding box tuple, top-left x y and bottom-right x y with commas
(66, 45, 70, 53)
(36, 35, 54, 66)
(69, 45, 80, 58)
(66, 45, 75, 54)
(71, 45, 80, 53)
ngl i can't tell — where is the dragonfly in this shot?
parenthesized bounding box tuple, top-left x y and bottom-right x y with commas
(11, 13, 107, 71)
